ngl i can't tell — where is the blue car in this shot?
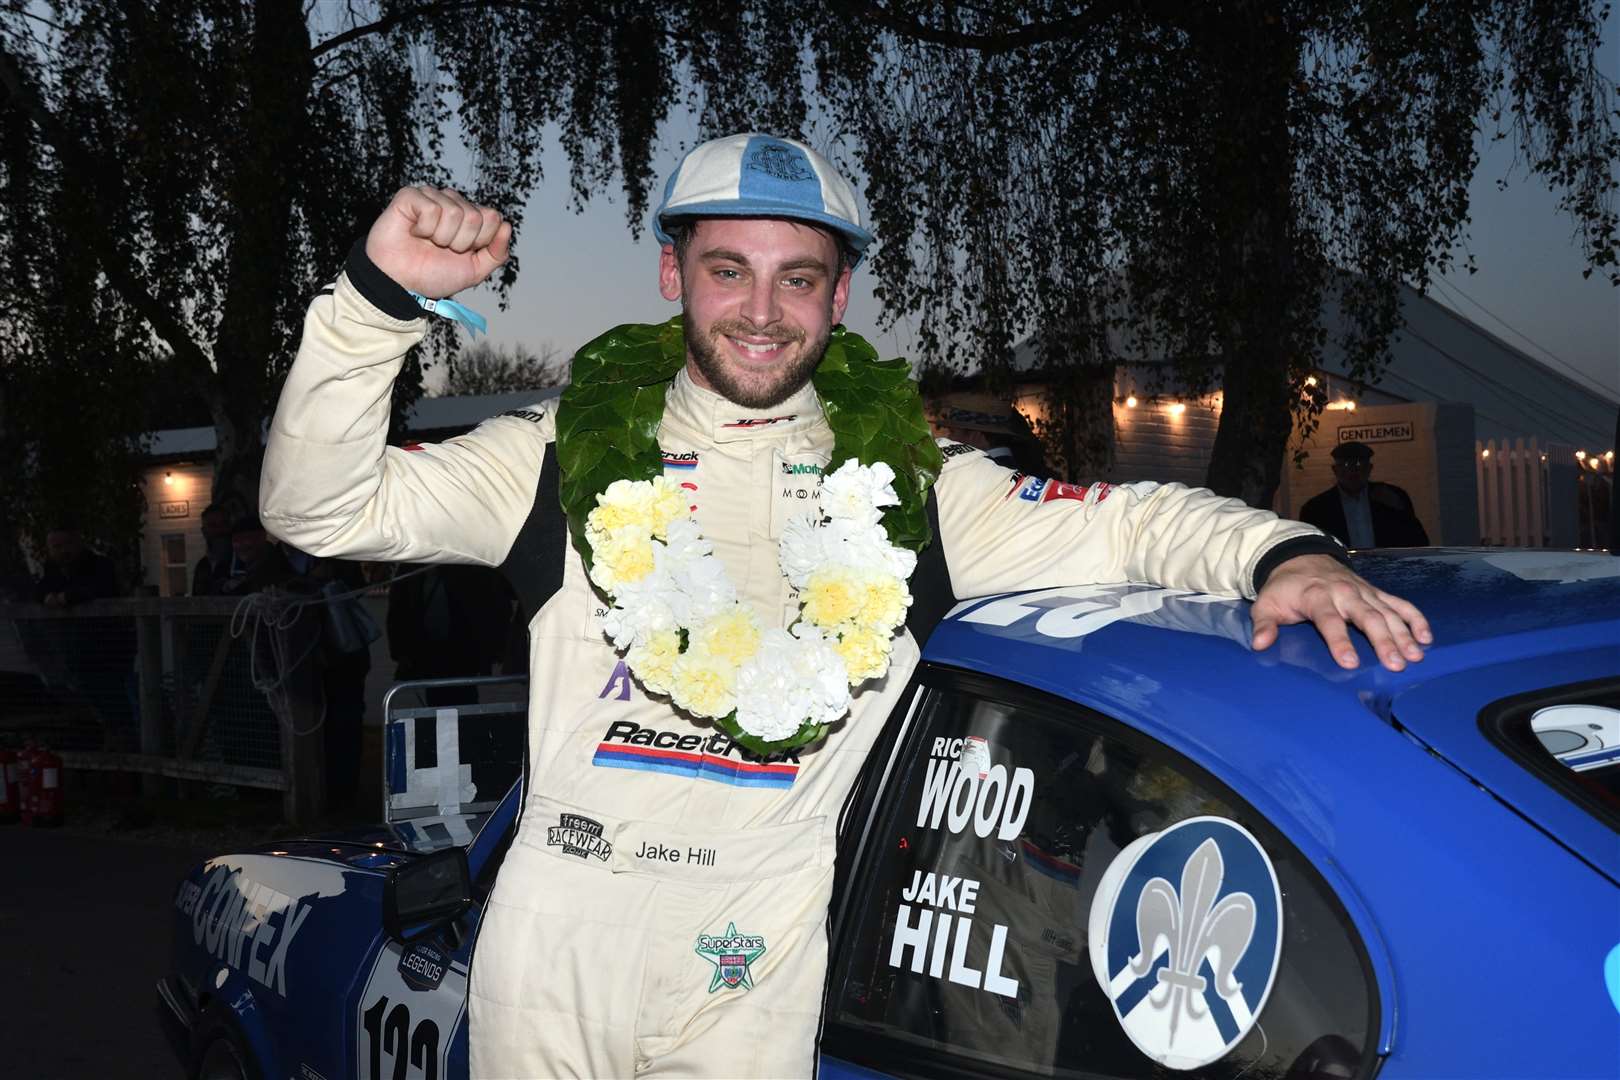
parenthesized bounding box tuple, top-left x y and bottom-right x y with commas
(159, 548, 1620, 1079)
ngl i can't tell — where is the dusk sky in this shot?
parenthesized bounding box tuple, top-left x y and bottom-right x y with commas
(450, 47, 1619, 406)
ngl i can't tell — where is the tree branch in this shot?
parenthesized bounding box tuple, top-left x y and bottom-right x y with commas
(309, 0, 559, 58)
(837, 0, 1169, 54)
(0, 42, 216, 393)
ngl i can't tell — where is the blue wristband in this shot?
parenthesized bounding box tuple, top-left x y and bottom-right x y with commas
(408, 292, 488, 336)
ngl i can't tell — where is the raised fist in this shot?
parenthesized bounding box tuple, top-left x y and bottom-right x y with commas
(364, 186, 512, 299)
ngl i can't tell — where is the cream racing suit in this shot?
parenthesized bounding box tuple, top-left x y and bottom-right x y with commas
(261, 257, 1333, 1078)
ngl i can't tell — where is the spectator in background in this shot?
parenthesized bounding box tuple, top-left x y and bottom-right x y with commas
(36, 524, 122, 606)
(1300, 441, 1430, 549)
(191, 503, 236, 595)
(218, 516, 293, 595)
(32, 523, 134, 748)
(211, 517, 295, 771)
(927, 390, 1048, 474)
(387, 564, 512, 706)
(293, 553, 375, 811)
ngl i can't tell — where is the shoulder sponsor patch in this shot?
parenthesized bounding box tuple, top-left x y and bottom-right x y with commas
(499, 408, 548, 424)
(1004, 473, 1110, 504)
(940, 440, 979, 460)
(1087, 816, 1283, 1069)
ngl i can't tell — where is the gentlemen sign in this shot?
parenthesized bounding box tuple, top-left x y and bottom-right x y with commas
(1338, 422, 1413, 445)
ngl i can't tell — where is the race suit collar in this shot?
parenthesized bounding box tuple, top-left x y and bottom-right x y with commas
(663, 366, 824, 444)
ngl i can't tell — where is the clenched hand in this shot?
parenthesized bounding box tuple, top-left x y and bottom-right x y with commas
(1251, 554, 1433, 671)
(365, 186, 511, 299)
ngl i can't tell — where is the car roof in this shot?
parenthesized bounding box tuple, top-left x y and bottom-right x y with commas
(921, 547, 1620, 876)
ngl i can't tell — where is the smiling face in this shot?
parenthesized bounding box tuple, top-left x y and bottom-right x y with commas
(659, 217, 852, 409)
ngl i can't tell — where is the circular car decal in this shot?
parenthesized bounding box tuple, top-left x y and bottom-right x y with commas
(1530, 704, 1620, 771)
(1087, 816, 1283, 1070)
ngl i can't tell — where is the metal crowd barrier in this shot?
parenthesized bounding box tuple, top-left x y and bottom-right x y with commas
(0, 596, 287, 791)
(381, 675, 529, 845)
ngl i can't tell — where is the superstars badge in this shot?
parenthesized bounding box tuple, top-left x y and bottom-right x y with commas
(694, 922, 767, 992)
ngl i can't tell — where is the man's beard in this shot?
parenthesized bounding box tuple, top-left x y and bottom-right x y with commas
(684, 312, 831, 409)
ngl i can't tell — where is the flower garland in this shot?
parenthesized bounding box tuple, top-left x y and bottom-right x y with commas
(555, 316, 943, 754)
(585, 461, 916, 749)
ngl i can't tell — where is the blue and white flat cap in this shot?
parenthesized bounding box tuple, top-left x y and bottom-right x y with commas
(653, 133, 873, 266)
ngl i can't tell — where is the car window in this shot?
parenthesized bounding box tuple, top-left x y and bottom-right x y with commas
(1479, 678, 1620, 832)
(827, 671, 1377, 1080)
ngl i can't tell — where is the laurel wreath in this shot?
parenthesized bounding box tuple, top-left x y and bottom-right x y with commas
(555, 315, 942, 754)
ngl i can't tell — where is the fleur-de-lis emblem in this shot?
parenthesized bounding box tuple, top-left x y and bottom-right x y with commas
(1130, 837, 1257, 1046)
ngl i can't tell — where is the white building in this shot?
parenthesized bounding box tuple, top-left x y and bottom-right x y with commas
(1006, 283, 1616, 547)
(138, 389, 560, 595)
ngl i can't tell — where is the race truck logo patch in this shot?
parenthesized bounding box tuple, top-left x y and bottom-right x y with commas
(695, 922, 767, 992)
(591, 720, 801, 789)
(547, 812, 613, 861)
(397, 939, 450, 991)
(1087, 817, 1282, 1070)
(662, 451, 700, 510)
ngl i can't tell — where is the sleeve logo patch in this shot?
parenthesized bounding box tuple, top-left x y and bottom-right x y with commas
(1004, 473, 1110, 504)
(1087, 816, 1283, 1069)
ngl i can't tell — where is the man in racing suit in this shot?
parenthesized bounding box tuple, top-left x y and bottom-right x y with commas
(261, 133, 1429, 1078)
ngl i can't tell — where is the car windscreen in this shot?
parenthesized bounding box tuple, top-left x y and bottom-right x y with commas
(1479, 678, 1620, 833)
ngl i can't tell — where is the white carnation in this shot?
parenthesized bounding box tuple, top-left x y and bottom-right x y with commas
(778, 514, 829, 588)
(821, 460, 899, 526)
(673, 552, 736, 625)
(602, 563, 680, 648)
(734, 627, 851, 740)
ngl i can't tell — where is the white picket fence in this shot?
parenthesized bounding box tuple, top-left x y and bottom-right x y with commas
(1476, 437, 1548, 546)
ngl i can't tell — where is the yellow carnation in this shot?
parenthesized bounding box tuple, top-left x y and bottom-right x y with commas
(857, 574, 909, 630)
(802, 568, 863, 628)
(590, 476, 687, 539)
(645, 479, 687, 538)
(692, 606, 763, 667)
(835, 623, 893, 682)
(626, 629, 682, 695)
(670, 651, 737, 719)
(590, 525, 655, 590)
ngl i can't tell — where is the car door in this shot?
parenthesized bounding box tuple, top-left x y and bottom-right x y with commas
(822, 666, 1382, 1079)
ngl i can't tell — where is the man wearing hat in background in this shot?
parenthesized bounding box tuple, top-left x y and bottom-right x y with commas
(261, 132, 1430, 1076)
(927, 389, 1048, 473)
(1301, 441, 1431, 548)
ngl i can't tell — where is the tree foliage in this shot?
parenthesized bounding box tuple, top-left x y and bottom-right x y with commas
(0, 0, 1612, 577)
(440, 340, 569, 397)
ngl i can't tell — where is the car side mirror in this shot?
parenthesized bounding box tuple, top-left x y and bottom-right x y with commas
(383, 847, 472, 943)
